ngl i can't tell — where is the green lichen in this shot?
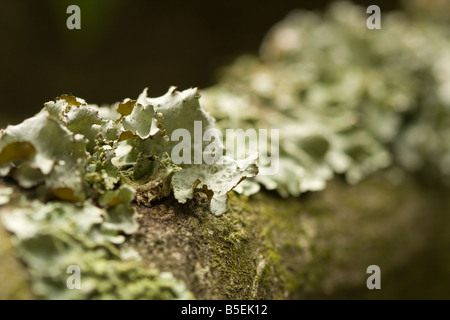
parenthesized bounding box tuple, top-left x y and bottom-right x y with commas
(0, 87, 257, 299)
(0, 187, 192, 299)
(1, 87, 256, 215)
(203, 1, 450, 197)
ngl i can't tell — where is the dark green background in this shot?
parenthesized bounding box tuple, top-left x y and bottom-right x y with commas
(0, 0, 400, 125)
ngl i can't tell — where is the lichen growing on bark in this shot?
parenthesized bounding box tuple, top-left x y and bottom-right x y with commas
(1, 1, 450, 299)
(0, 87, 257, 299)
(0, 183, 193, 299)
(203, 1, 450, 196)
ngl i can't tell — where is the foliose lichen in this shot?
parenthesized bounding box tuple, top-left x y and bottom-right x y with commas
(203, 1, 450, 197)
(0, 87, 257, 298)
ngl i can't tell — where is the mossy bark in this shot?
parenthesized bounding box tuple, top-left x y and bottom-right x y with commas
(125, 169, 450, 299)
(1, 169, 449, 299)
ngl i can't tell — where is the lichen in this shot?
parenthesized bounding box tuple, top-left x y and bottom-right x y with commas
(203, 1, 450, 197)
(0, 87, 257, 298)
(0, 87, 256, 215)
(0, 185, 193, 299)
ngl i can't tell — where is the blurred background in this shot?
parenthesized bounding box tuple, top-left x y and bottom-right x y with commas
(0, 0, 401, 127)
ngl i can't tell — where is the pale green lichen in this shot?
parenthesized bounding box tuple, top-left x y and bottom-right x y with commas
(1, 87, 255, 214)
(0, 87, 256, 299)
(137, 87, 258, 215)
(203, 1, 450, 196)
(1, 198, 191, 299)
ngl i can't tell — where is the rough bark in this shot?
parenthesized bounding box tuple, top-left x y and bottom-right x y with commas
(128, 169, 450, 299)
(3, 169, 448, 299)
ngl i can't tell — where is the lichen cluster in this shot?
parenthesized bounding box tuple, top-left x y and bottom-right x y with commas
(203, 1, 450, 197)
(0, 88, 256, 298)
(0, 88, 256, 215)
(1, 189, 192, 299)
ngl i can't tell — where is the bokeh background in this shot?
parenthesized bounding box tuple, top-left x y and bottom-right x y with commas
(0, 0, 400, 127)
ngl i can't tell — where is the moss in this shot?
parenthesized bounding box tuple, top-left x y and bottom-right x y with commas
(130, 193, 260, 299)
(127, 169, 447, 299)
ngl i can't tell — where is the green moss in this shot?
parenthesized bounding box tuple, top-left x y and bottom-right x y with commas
(205, 170, 447, 299)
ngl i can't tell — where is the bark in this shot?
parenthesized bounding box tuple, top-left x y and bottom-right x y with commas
(1, 168, 449, 299)
(129, 169, 450, 299)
